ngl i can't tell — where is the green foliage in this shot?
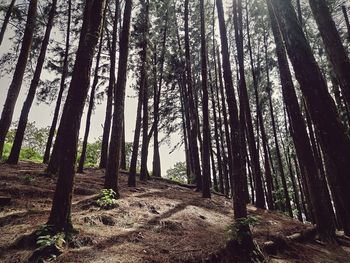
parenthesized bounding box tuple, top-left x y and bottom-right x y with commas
(21, 174, 35, 184)
(226, 216, 259, 243)
(35, 225, 65, 249)
(166, 162, 188, 183)
(96, 189, 118, 209)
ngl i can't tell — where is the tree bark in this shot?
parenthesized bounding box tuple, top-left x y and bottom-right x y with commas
(234, 0, 265, 209)
(269, 0, 342, 242)
(7, 0, 57, 164)
(0, 0, 37, 159)
(48, 0, 106, 232)
(0, 0, 16, 46)
(184, 0, 202, 190)
(100, 0, 119, 169)
(307, 0, 350, 109)
(104, 0, 132, 195)
(342, 6, 350, 41)
(77, 4, 107, 173)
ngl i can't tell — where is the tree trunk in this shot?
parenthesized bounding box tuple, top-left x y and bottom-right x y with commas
(0, 0, 16, 46)
(217, 0, 257, 254)
(199, 0, 211, 198)
(184, 0, 202, 190)
(307, 0, 350, 111)
(7, 0, 57, 164)
(100, 0, 119, 169)
(139, 0, 150, 182)
(77, 5, 107, 173)
(128, 75, 144, 187)
(269, 0, 341, 242)
(121, 120, 127, 170)
(0, 0, 37, 159)
(263, 31, 292, 216)
(342, 6, 350, 41)
(246, 6, 274, 209)
(48, 0, 106, 232)
(104, 0, 133, 195)
(234, 0, 265, 209)
(152, 9, 168, 178)
(43, 0, 71, 165)
(217, 48, 232, 197)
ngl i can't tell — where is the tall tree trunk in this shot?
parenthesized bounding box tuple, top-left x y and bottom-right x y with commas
(121, 120, 127, 170)
(100, 0, 119, 169)
(246, 5, 274, 209)
(184, 0, 202, 190)
(0, 0, 16, 46)
(7, 0, 57, 164)
(269, 0, 343, 242)
(0, 0, 37, 159)
(342, 6, 350, 41)
(307, 0, 350, 109)
(43, 0, 71, 165)
(199, 0, 211, 198)
(152, 9, 168, 178)
(234, 0, 265, 209)
(217, 48, 232, 197)
(48, 0, 106, 232)
(139, 0, 150, 182)
(128, 77, 144, 187)
(217, 0, 257, 253)
(77, 5, 107, 173)
(264, 32, 293, 217)
(104, 0, 133, 195)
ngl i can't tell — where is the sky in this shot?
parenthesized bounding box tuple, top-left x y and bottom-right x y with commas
(0, 14, 185, 174)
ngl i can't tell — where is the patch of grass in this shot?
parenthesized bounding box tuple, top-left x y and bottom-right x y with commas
(226, 216, 259, 243)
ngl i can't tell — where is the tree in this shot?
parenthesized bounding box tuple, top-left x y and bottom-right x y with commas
(47, 0, 106, 232)
(104, 0, 133, 195)
(271, 0, 350, 241)
(100, 0, 120, 169)
(307, 0, 350, 109)
(184, 0, 202, 190)
(0, 0, 16, 46)
(199, 0, 211, 198)
(43, 0, 72, 164)
(77, 2, 108, 173)
(0, 0, 37, 159)
(7, 0, 57, 164)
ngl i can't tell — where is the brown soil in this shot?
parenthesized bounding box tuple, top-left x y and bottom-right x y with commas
(0, 161, 349, 262)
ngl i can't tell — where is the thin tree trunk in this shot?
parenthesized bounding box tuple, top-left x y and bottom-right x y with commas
(43, 0, 71, 165)
(104, 0, 133, 195)
(121, 120, 127, 170)
(234, 0, 265, 209)
(48, 0, 106, 232)
(152, 9, 168, 178)
(184, 0, 202, 190)
(7, 0, 57, 164)
(0, 0, 16, 46)
(199, 0, 211, 198)
(139, 0, 150, 182)
(100, 0, 119, 169)
(0, 0, 37, 159)
(77, 6, 107, 173)
(342, 6, 350, 41)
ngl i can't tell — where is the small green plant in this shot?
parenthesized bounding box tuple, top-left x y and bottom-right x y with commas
(227, 216, 259, 243)
(37, 233, 66, 249)
(96, 189, 118, 209)
(21, 174, 35, 184)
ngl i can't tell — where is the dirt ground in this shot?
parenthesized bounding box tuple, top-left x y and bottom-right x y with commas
(0, 161, 349, 262)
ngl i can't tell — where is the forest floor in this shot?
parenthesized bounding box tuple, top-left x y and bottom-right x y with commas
(0, 161, 350, 263)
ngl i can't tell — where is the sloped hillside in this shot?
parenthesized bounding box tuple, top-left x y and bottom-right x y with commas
(0, 162, 349, 262)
